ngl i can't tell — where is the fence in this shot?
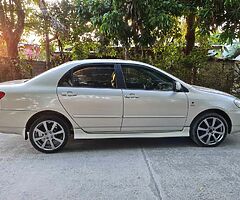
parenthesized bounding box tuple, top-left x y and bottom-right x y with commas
(0, 57, 239, 97)
(0, 57, 46, 82)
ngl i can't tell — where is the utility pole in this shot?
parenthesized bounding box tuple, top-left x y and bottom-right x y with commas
(39, 0, 50, 70)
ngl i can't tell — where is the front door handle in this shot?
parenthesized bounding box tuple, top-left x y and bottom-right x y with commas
(61, 91, 77, 97)
(124, 93, 139, 99)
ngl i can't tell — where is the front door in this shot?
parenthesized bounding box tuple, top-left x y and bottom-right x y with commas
(57, 64, 123, 133)
(121, 64, 188, 132)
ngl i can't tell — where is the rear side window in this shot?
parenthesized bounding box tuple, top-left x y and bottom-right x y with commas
(58, 65, 117, 89)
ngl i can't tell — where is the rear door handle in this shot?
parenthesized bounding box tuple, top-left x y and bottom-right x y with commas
(61, 92, 67, 96)
(61, 91, 77, 97)
(67, 91, 77, 96)
(124, 93, 139, 99)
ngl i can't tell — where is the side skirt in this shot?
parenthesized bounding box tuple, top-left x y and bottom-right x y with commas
(74, 127, 190, 139)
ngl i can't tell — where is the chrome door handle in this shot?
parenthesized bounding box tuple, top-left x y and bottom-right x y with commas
(61, 92, 67, 96)
(61, 91, 77, 97)
(67, 91, 77, 96)
(124, 93, 139, 99)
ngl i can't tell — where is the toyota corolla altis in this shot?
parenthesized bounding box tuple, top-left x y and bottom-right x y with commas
(0, 59, 240, 153)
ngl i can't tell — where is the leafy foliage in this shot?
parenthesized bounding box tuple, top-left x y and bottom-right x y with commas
(0, 0, 240, 95)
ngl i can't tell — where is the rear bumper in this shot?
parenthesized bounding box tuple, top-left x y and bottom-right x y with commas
(0, 127, 24, 135)
(0, 110, 35, 136)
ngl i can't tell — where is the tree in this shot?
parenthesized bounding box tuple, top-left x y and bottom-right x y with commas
(33, 0, 67, 68)
(49, 0, 86, 62)
(78, 0, 181, 58)
(0, 0, 25, 58)
(180, 0, 240, 55)
(198, 0, 240, 43)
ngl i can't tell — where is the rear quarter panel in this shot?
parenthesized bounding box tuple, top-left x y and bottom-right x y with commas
(0, 83, 79, 133)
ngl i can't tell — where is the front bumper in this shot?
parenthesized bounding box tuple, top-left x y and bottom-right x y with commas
(228, 109, 240, 134)
(231, 126, 240, 134)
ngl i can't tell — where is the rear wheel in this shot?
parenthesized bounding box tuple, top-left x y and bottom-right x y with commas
(190, 113, 228, 147)
(29, 115, 69, 153)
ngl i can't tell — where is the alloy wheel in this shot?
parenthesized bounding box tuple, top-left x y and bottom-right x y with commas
(32, 120, 66, 151)
(196, 117, 226, 146)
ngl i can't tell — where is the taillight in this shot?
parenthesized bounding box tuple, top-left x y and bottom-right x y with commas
(0, 91, 5, 99)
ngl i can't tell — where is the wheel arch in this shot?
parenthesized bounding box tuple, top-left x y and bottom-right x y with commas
(190, 109, 232, 134)
(25, 110, 74, 140)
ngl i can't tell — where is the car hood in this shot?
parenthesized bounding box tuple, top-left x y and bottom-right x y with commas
(192, 85, 234, 98)
(0, 79, 29, 85)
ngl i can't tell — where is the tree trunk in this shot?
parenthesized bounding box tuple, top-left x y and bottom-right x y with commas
(0, 0, 25, 80)
(185, 13, 197, 84)
(191, 67, 197, 85)
(6, 38, 19, 58)
(5, 37, 22, 80)
(0, 0, 25, 59)
(185, 13, 196, 55)
(57, 36, 64, 61)
(124, 47, 129, 59)
(45, 31, 50, 70)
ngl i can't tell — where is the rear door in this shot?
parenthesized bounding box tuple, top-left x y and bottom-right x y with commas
(57, 63, 123, 133)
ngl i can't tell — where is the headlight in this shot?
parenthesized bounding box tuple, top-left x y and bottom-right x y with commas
(234, 99, 240, 108)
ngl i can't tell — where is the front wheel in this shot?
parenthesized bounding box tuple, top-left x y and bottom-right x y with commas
(29, 116, 69, 153)
(190, 113, 228, 147)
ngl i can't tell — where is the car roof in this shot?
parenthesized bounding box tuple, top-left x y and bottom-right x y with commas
(27, 59, 148, 87)
(27, 59, 190, 88)
(66, 59, 151, 66)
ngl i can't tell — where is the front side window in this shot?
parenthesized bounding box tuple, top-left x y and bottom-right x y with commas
(122, 65, 174, 91)
(59, 65, 117, 88)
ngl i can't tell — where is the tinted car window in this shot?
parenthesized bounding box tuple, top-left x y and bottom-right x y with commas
(59, 65, 117, 88)
(122, 65, 174, 91)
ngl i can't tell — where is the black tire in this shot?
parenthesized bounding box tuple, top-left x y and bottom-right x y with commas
(29, 115, 69, 153)
(190, 112, 228, 147)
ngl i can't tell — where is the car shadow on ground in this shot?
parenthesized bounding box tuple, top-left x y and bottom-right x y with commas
(1, 133, 239, 155)
(1, 133, 238, 154)
(63, 137, 195, 152)
(62, 133, 240, 153)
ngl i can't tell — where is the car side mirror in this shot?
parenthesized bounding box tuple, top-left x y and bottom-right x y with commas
(174, 81, 182, 92)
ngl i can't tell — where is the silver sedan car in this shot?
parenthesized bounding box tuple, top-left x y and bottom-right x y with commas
(0, 59, 240, 153)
